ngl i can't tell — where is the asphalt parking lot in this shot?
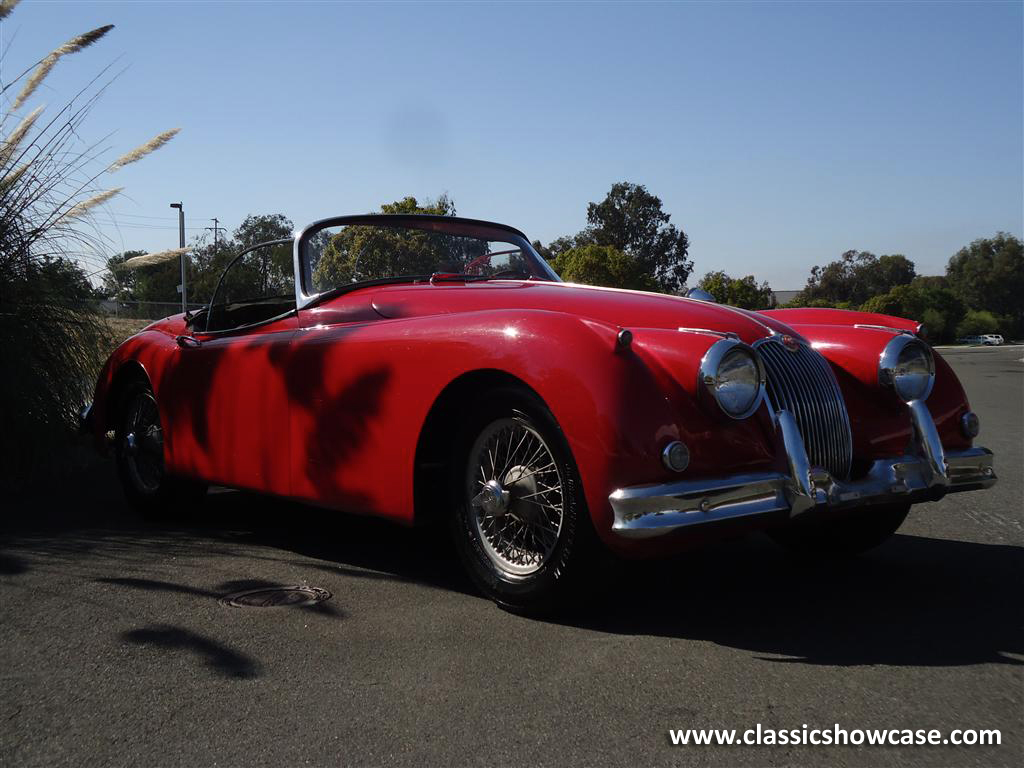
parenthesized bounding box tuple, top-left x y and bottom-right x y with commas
(2, 345, 1021, 768)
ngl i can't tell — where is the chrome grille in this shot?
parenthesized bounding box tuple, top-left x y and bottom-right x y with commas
(756, 338, 853, 479)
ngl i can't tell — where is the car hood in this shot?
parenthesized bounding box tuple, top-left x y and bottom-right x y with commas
(365, 280, 798, 345)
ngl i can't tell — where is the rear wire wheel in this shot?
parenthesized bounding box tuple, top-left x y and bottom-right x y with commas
(115, 380, 205, 518)
(121, 389, 164, 496)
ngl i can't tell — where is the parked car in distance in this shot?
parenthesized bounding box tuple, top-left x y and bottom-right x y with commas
(83, 214, 998, 611)
(958, 334, 1004, 345)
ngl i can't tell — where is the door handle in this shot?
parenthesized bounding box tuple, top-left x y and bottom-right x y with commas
(176, 335, 201, 348)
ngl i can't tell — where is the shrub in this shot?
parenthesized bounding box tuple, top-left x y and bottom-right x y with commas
(955, 310, 1001, 339)
(0, 2, 177, 490)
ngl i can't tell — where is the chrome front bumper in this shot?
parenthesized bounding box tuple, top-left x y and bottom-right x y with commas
(610, 401, 996, 540)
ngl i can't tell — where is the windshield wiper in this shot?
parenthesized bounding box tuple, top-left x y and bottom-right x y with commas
(428, 272, 495, 283)
(307, 275, 429, 307)
(428, 271, 532, 283)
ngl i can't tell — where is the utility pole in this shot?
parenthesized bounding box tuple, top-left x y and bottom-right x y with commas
(205, 218, 224, 255)
(169, 202, 186, 313)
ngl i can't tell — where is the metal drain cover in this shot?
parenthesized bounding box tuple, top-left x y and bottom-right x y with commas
(220, 586, 331, 608)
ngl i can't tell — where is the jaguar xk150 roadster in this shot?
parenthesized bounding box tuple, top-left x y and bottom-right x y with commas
(84, 215, 997, 609)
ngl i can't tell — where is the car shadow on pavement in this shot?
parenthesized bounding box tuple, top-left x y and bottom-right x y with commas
(557, 533, 1024, 668)
(193, 487, 476, 598)
(181, 490, 1024, 669)
(4, 473, 1021, 671)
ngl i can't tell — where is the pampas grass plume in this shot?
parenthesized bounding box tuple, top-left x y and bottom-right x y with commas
(63, 187, 122, 219)
(121, 248, 187, 270)
(108, 128, 180, 172)
(12, 25, 114, 110)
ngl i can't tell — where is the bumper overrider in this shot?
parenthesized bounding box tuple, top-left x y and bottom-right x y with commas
(610, 400, 996, 540)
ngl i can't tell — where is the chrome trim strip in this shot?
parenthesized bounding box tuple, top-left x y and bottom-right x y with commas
(609, 403, 995, 539)
(293, 227, 314, 310)
(677, 327, 739, 340)
(854, 323, 916, 335)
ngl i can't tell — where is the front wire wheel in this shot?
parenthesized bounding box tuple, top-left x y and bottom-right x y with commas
(467, 417, 565, 578)
(451, 389, 595, 613)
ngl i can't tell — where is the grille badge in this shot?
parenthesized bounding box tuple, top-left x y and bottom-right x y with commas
(780, 334, 799, 352)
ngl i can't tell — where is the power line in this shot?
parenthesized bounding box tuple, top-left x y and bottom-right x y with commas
(90, 220, 208, 231)
(104, 211, 217, 221)
(205, 218, 224, 253)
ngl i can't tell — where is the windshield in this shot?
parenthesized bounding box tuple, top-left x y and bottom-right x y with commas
(300, 216, 558, 297)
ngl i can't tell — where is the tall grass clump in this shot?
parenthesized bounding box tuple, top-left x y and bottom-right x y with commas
(0, 1, 179, 491)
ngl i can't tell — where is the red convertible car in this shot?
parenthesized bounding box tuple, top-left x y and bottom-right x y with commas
(85, 215, 997, 610)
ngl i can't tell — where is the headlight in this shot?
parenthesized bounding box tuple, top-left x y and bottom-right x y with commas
(879, 336, 935, 402)
(699, 339, 765, 419)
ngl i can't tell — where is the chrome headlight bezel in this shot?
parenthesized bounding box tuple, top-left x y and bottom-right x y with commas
(699, 339, 766, 419)
(878, 335, 935, 402)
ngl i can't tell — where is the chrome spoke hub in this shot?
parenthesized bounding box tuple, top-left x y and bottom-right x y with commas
(466, 417, 564, 577)
(472, 479, 511, 518)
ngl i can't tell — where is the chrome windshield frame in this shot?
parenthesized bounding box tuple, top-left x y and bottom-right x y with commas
(293, 214, 559, 310)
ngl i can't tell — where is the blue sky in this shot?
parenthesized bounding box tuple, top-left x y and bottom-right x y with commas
(2, 0, 1021, 289)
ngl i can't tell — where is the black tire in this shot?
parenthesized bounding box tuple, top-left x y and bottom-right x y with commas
(769, 502, 911, 557)
(115, 380, 206, 519)
(449, 387, 596, 613)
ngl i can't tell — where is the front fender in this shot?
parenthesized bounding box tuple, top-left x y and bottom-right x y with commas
(401, 313, 779, 552)
(784, 324, 972, 459)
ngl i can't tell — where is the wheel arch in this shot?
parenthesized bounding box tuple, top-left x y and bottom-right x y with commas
(413, 368, 548, 527)
(103, 360, 151, 432)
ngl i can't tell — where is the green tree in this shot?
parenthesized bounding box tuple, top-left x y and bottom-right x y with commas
(955, 310, 1002, 338)
(189, 239, 237, 304)
(695, 271, 775, 309)
(233, 214, 294, 299)
(795, 250, 916, 307)
(548, 244, 657, 292)
(537, 182, 691, 293)
(234, 213, 293, 249)
(945, 233, 1023, 336)
(582, 182, 692, 293)
(103, 248, 182, 304)
(859, 275, 966, 343)
(102, 250, 144, 300)
(170, 213, 298, 305)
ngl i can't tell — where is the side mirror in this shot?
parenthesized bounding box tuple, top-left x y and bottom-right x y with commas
(684, 287, 717, 303)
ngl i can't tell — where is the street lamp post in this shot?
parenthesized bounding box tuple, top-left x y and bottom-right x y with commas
(169, 202, 186, 313)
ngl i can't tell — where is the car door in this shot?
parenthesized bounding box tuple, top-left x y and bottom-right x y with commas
(166, 239, 297, 494)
